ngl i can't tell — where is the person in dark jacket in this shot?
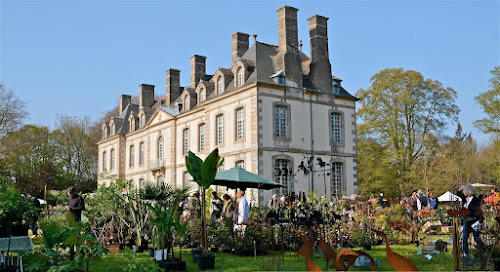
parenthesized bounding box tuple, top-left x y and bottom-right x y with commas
(65, 187, 85, 223)
(457, 184, 485, 268)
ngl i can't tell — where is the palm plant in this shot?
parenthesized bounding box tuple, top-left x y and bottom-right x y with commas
(140, 182, 189, 262)
(185, 148, 224, 256)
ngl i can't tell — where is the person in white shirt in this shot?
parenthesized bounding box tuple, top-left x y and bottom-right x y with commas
(236, 190, 249, 225)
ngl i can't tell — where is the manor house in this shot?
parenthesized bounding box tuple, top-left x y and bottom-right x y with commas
(97, 6, 359, 204)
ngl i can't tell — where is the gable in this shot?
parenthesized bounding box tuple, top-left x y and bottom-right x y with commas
(146, 108, 175, 127)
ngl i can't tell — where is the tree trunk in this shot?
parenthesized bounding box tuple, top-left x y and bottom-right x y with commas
(201, 188, 208, 256)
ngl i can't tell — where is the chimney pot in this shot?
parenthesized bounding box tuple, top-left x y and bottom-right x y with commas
(308, 14, 332, 92)
(190, 55, 206, 88)
(119, 94, 132, 115)
(166, 69, 181, 107)
(139, 84, 155, 108)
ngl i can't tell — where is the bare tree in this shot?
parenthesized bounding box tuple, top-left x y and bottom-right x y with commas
(0, 83, 28, 138)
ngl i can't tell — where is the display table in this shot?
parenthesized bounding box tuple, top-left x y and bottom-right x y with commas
(0, 236, 34, 272)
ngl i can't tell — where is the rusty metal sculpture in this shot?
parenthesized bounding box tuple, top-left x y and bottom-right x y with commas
(294, 228, 321, 271)
(371, 228, 418, 271)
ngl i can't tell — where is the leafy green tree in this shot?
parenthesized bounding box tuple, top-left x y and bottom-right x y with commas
(474, 66, 500, 134)
(356, 68, 459, 195)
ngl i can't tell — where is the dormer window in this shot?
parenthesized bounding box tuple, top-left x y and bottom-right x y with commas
(102, 124, 108, 139)
(129, 117, 135, 132)
(200, 88, 206, 102)
(109, 122, 115, 136)
(140, 114, 146, 128)
(184, 96, 190, 111)
(217, 76, 224, 94)
(237, 67, 243, 87)
(333, 83, 340, 94)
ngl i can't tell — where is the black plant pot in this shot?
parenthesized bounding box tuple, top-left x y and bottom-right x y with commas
(191, 249, 202, 263)
(11, 225, 28, 236)
(210, 247, 219, 253)
(222, 248, 231, 254)
(363, 244, 372, 251)
(148, 247, 155, 257)
(0, 266, 19, 272)
(157, 259, 186, 272)
(196, 253, 215, 271)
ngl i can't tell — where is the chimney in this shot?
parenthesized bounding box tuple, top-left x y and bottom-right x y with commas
(232, 32, 250, 63)
(190, 55, 206, 88)
(276, 6, 303, 88)
(119, 94, 131, 115)
(139, 84, 155, 108)
(308, 15, 332, 92)
(166, 69, 180, 107)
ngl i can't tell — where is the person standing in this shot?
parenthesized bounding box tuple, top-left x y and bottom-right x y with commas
(417, 190, 429, 210)
(236, 190, 249, 225)
(209, 191, 223, 222)
(491, 187, 500, 209)
(222, 194, 236, 227)
(428, 192, 438, 210)
(65, 187, 85, 261)
(187, 191, 202, 220)
(66, 187, 85, 223)
(457, 184, 485, 269)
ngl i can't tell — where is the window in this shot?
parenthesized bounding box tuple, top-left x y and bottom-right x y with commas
(185, 96, 190, 111)
(274, 159, 292, 195)
(157, 175, 164, 187)
(237, 68, 243, 87)
(217, 77, 224, 94)
(130, 118, 135, 132)
(330, 112, 342, 144)
(139, 142, 144, 165)
(183, 171, 191, 185)
(129, 145, 135, 167)
(102, 126, 108, 139)
(110, 149, 115, 170)
(183, 129, 189, 155)
(235, 160, 245, 169)
(200, 89, 206, 103)
(331, 162, 344, 199)
(218, 164, 224, 172)
(102, 151, 107, 171)
(333, 84, 340, 94)
(216, 114, 224, 145)
(199, 124, 205, 151)
(140, 114, 146, 128)
(236, 108, 244, 140)
(274, 105, 289, 139)
(158, 136, 163, 160)
(110, 123, 115, 136)
(138, 178, 144, 189)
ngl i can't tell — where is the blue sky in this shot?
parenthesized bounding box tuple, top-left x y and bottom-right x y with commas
(1, 0, 498, 143)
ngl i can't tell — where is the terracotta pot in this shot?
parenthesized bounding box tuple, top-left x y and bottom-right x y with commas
(105, 243, 120, 254)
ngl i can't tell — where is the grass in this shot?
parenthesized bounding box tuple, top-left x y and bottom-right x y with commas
(26, 238, 496, 271)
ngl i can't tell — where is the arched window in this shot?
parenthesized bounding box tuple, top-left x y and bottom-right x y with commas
(129, 145, 135, 167)
(109, 123, 115, 136)
(199, 123, 205, 151)
(102, 125, 108, 139)
(157, 136, 163, 160)
(110, 149, 115, 170)
(235, 107, 244, 140)
(331, 162, 344, 199)
(235, 160, 245, 169)
(130, 117, 135, 132)
(200, 89, 206, 103)
(237, 68, 243, 87)
(185, 96, 190, 111)
(139, 142, 145, 165)
(183, 129, 189, 155)
(102, 151, 107, 171)
(216, 114, 224, 145)
(217, 76, 224, 94)
(274, 159, 292, 195)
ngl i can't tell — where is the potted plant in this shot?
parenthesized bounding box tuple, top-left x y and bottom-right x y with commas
(185, 148, 224, 271)
(0, 181, 38, 272)
(142, 183, 189, 271)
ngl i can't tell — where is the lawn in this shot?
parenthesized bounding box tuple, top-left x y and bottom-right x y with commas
(53, 244, 494, 272)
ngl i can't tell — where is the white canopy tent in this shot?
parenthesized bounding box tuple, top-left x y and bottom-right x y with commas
(470, 183, 495, 188)
(437, 191, 461, 202)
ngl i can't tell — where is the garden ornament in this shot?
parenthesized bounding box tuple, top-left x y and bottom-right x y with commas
(332, 248, 375, 271)
(370, 228, 418, 271)
(293, 228, 321, 272)
(446, 206, 469, 217)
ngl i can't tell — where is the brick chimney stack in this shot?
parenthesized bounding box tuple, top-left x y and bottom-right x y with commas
(232, 32, 250, 63)
(139, 84, 155, 108)
(276, 6, 303, 88)
(119, 94, 132, 115)
(308, 15, 332, 92)
(190, 55, 206, 88)
(166, 69, 180, 107)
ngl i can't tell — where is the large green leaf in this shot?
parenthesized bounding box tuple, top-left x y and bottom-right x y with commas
(200, 149, 221, 189)
(185, 151, 203, 182)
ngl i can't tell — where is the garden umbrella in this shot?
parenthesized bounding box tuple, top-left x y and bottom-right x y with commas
(470, 183, 495, 188)
(213, 167, 283, 190)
